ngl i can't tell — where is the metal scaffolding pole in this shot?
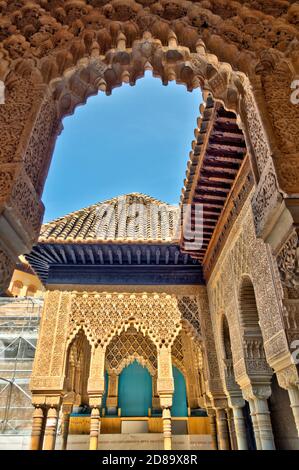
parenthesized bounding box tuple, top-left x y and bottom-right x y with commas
(0, 297, 43, 435)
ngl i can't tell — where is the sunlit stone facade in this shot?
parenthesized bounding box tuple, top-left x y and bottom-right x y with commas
(0, 0, 299, 451)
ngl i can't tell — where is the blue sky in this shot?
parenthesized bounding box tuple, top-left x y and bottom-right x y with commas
(43, 71, 202, 222)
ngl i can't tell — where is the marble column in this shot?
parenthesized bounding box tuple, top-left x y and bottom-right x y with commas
(226, 408, 237, 449)
(248, 398, 262, 450)
(30, 406, 45, 450)
(287, 386, 299, 438)
(157, 345, 174, 451)
(87, 346, 105, 449)
(162, 408, 172, 450)
(43, 406, 59, 450)
(231, 406, 248, 450)
(215, 408, 230, 450)
(254, 397, 275, 450)
(61, 405, 72, 451)
(89, 406, 101, 450)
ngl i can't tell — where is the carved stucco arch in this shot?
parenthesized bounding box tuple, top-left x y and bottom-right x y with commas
(63, 327, 91, 405)
(1, 2, 299, 294)
(67, 292, 183, 350)
(105, 324, 190, 377)
(238, 274, 262, 335)
(233, 274, 274, 391)
(63, 294, 206, 400)
(105, 323, 157, 375)
(217, 312, 244, 402)
(108, 354, 156, 377)
(1, 0, 298, 85)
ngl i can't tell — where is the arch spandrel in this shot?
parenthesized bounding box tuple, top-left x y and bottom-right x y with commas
(68, 291, 183, 349)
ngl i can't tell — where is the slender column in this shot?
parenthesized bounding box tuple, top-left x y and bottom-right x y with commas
(30, 406, 45, 450)
(89, 407, 101, 450)
(157, 345, 174, 451)
(288, 386, 299, 438)
(215, 408, 230, 450)
(61, 405, 72, 451)
(162, 408, 172, 450)
(87, 346, 105, 449)
(248, 399, 261, 450)
(208, 410, 218, 450)
(226, 408, 237, 449)
(43, 406, 59, 450)
(231, 406, 248, 450)
(254, 397, 275, 450)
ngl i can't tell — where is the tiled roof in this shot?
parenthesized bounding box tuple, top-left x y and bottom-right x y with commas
(39, 193, 180, 243)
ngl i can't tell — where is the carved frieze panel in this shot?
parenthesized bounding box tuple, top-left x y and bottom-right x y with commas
(208, 194, 291, 387)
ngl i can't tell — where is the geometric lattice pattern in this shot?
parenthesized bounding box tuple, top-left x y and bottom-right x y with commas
(171, 333, 185, 373)
(69, 292, 182, 348)
(106, 326, 157, 375)
(178, 296, 201, 337)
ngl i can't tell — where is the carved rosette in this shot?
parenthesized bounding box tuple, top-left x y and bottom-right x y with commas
(242, 384, 272, 402)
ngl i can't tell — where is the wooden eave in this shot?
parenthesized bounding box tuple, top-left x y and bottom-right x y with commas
(180, 96, 250, 267)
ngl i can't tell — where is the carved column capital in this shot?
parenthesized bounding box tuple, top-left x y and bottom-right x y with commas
(212, 397, 229, 410)
(276, 364, 299, 391)
(242, 384, 272, 402)
(227, 395, 245, 410)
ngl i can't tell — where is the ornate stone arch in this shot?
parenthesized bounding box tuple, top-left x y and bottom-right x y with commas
(218, 312, 243, 398)
(63, 328, 91, 405)
(1, 1, 299, 289)
(105, 324, 157, 376)
(237, 275, 273, 387)
(110, 355, 156, 377)
(238, 274, 263, 338)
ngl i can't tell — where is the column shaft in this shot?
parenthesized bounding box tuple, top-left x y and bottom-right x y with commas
(248, 399, 262, 450)
(89, 407, 101, 450)
(61, 412, 71, 450)
(232, 407, 248, 450)
(30, 406, 45, 450)
(288, 386, 299, 438)
(43, 407, 59, 450)
(215, 408, 230, 450)
(254, 398, 275, 450)
(162, 408, 172, 450)
(226, 408, 237, 450)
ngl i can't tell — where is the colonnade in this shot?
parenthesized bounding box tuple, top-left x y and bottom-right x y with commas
(207, 383, 299, 451)
(30, 343, 175, 451)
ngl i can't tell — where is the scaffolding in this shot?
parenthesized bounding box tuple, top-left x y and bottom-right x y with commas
(0, 297, 43, 435)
